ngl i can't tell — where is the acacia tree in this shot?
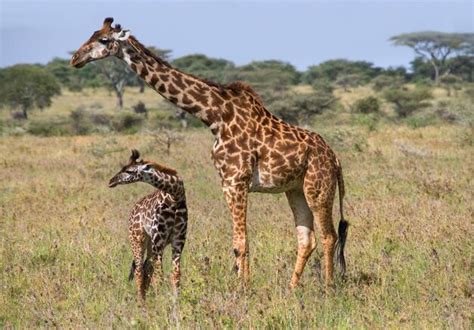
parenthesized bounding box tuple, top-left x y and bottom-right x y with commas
(0, 65, 60, 119)
(92, 57, 134, 109)
(390, 32, 474, 85)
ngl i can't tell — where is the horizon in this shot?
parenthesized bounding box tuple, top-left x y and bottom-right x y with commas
(1, 0, 473, 71)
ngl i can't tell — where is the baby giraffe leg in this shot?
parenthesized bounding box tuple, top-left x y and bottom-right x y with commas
(150, 236, 165, 289)
(171, 251, 182, 294)
(129, 230, 146, 303)
(286, 188, 317, 289)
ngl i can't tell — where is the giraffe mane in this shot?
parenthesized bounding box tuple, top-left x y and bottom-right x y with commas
(146, 162, 178, 176)
(127, 35, 264, 104)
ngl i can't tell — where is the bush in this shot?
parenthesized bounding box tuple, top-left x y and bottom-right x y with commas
(383, 87, 433, 118)
(112, 112, 143, 133)
(353, 96, 381, 114)
(269, 91, 337, 125)
(70, 107, 91, 135)
(133, 101, 148, 117)
(27, 119, 69, 136)
(371, 75, 404, 91)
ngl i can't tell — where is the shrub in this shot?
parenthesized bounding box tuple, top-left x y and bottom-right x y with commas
(353, 96, 381, 114)
(112, 112, 143, 133)
(371, 75, 404, 91)
(70, 107, 91, 135)
(27, 119, 69, 136)
(269, 91, 337, 125)
(133, 101, 148, 117)
(383, 87, 433, 118)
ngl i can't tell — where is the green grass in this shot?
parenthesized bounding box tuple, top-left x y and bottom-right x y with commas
(1, 121, 472, 327)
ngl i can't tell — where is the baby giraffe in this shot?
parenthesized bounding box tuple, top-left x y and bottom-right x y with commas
(109, 149, 187, 302)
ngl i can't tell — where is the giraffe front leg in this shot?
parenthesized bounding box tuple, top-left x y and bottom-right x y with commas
(223, 184, 249, 285)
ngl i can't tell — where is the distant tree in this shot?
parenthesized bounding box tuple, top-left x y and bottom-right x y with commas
(232, 60, 300, 90)
(371, 74, 404, 92)
(303, 59, 381, 84)
(390, 32, 474, 85)
(353, 96, 381, 114)
(0, 64, 61, 119)
(334, 73, 365, 91)
(383, 87, 432, 118)
(93, 57, 135, 109)
(46, 57, 103, 91)
(270, 91, 337, 125)
(172, 54, 235, 82)
(447, 55, 474, 82)
(439, 74, 463, 97)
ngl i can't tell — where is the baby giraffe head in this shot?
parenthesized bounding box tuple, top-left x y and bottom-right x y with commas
(108, 149, 177, 188)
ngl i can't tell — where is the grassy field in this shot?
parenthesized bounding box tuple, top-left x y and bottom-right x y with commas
(1, 88, 473, 327)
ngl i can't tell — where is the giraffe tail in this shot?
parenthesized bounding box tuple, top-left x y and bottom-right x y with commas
(335, 160, 349, 278)
(128, 260, 136, 281)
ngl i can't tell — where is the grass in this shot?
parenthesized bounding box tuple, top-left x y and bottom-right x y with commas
(1, 113, 472, 327)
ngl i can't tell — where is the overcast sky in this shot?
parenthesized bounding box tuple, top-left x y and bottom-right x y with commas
(0, 0, 472, 70)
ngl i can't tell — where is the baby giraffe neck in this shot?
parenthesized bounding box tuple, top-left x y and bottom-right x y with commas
(144, 171, 184, 200)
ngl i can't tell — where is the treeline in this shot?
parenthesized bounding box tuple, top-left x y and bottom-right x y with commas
(0, 31, 473, 126)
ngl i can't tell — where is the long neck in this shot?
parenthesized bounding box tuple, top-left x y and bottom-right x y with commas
(143, 171, 185, 200)
(120, 36, 224, 126)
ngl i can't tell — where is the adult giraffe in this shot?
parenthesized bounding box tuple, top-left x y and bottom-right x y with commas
(71, 18, 349, 288)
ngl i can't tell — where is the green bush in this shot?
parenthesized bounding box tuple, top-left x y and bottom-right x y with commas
(27, 119, 69, 136)
(371, 75, 404, 91)
(353, 96, 381, 114)
(112, 112, 143, 133)
(383, 87, 433, 118)
(133, 101, 148, 117)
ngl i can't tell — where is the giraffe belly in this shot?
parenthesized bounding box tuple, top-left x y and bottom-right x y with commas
(249, 168, 302, 193)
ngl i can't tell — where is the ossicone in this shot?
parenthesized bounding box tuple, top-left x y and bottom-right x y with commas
(130, 149, 140, 163)
(103, 17, 114, 29)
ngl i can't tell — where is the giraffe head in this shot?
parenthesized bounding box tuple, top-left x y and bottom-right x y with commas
(108, 149, 177, 188)
(71, 17, 130, 68)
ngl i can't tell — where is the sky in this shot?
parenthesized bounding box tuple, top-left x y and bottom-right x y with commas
(0, 0, 473, 71)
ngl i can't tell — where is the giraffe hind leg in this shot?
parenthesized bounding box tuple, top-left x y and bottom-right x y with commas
(303, 173, 337, 289)
(286, 188, 317, 288)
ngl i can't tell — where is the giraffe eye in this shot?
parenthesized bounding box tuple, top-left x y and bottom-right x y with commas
(99, 38, 109, 44)
(125, 170, 135, 174)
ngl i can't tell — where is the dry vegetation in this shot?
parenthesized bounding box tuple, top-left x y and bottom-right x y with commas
(1, 88, 473, 328)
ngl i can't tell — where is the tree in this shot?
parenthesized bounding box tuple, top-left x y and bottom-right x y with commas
(303, 59, 381, 84)
(232, 60, 300, 90)
(93, 57, 135, 109)
(390, 32, 474, 85)
(383, 87, 432, 118)
(46, 57, 104, 91)
(269, 91, 337, 125)
(0, 64, 60, 119)
(371, 74, 404, 92)
(172, 54, 235, 82)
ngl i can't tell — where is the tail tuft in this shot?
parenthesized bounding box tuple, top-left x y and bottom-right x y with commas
(128, 260, 136, 281)
(335, 218, 349, 278)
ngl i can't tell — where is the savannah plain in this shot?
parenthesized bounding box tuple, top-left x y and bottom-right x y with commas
(1, 85, 472, 328)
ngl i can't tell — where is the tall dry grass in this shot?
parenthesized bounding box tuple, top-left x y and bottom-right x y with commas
(1, 123, 472, 327)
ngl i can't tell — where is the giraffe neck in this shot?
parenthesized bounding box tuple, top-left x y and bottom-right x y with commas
(119, 36, 223, 126)
(143, 171, 185, 200)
